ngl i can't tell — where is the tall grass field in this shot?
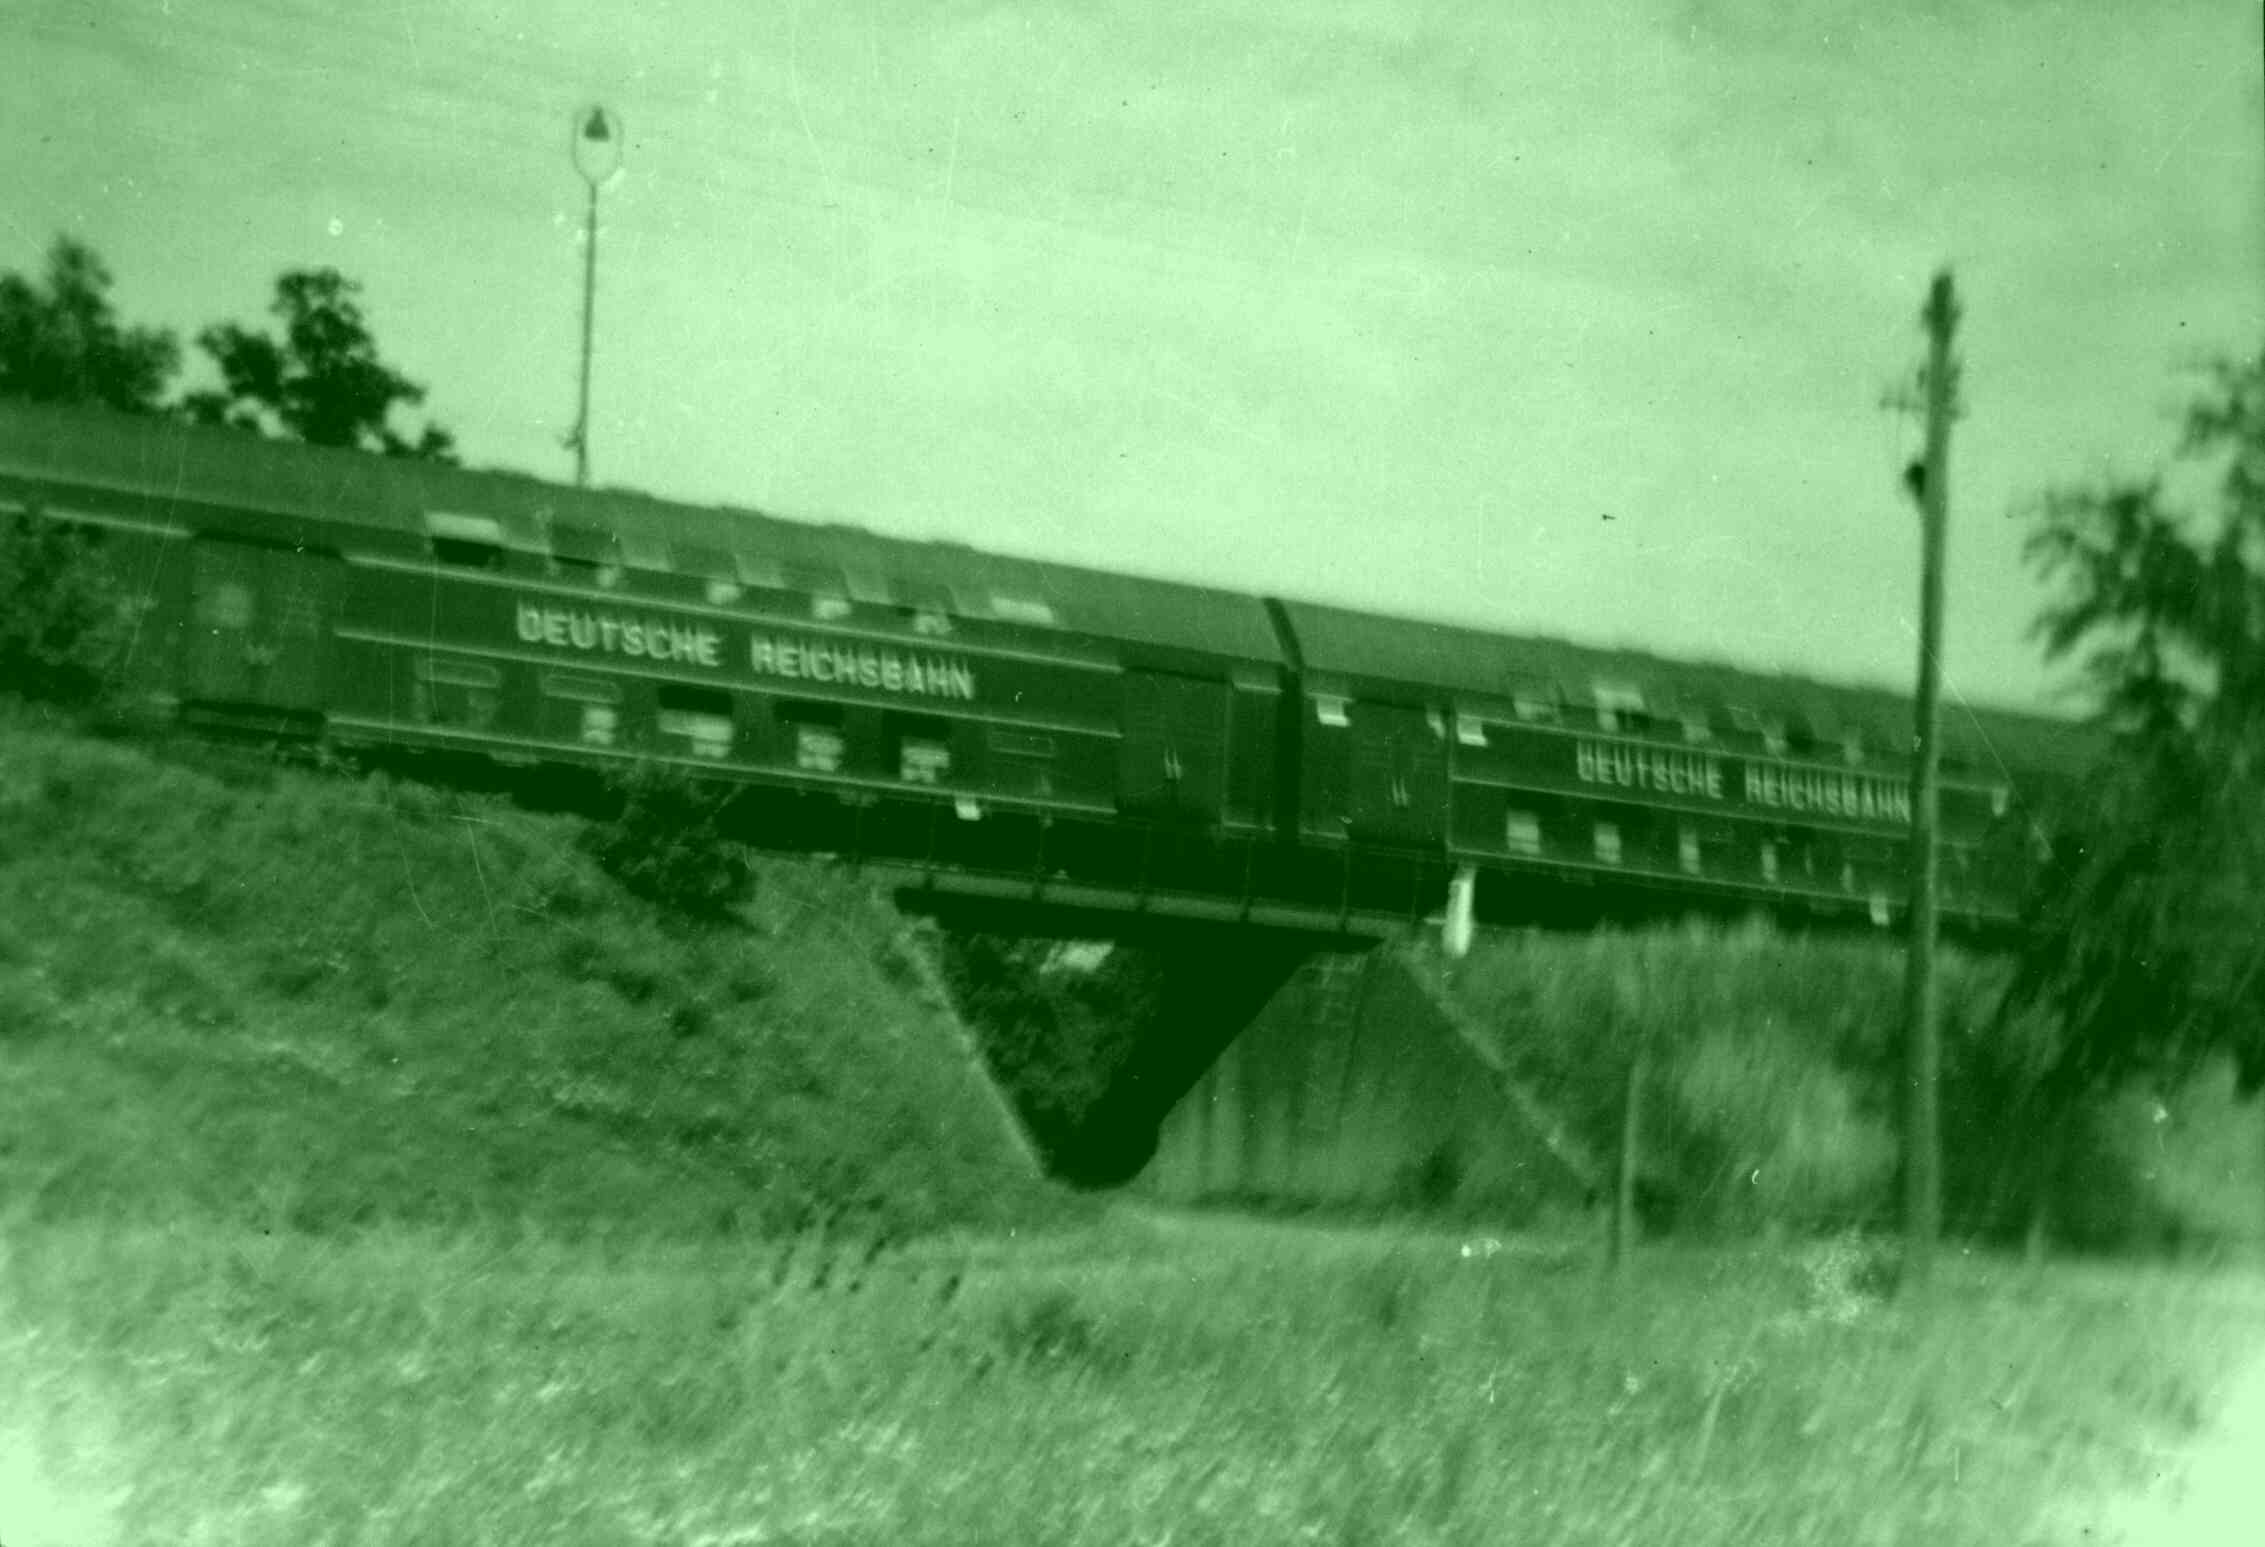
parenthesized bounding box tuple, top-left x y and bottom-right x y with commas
(3, 703, 2262, 1544)
(4, 1213, 2261, 1546)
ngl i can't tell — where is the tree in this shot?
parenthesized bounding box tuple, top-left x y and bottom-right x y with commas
(0, 508, 127, 705)
(940, 935, 1158, 1183)
(578, 762, 753, 921)
(2008, 348, 2265, 1106)
(185, 268, 455, 461)
(0, 236, 180, 413)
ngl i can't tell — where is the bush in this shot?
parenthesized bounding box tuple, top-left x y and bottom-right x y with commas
(0, 509, 127, 705)
(576, 762, 752, 921)
(1448, 920, 2258, 1252)
(940, 935, 1158, 1181)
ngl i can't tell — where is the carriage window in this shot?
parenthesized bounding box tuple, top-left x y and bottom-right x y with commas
(543, 673, 620, 748)
(781, 561, 842, 593)
(424, 510, 505, 569)
(619, 534, 671, 576)
(759, 562, 847, 618)
(777, 701, 846, 773)
(897, 743, 949, 783)
(1593, 822, 1623, 866)
(784, 559, 852, 619)
(1313, 695, 1350, 728)
(888, 712, 953, 785)
(413, 655, 502, 729)
(1759, 841, 1780, 884)
(1678, 826, 1703, 875)
(657, 683, 735, 761)
(1731, 705, 1790, 755)
(989, 728, 1055, 797)
(1680, 709, 1715, 744)
(1842, 729, 1867, 766)
(988, 594, 1058, 627)
(734, 553, 785, 592)
(989, 729, 1056, 759)
(1455, 714, 1489, 748)
(795, 725, 845, 772)
(549, 521, 619, 585)
(1592, 682, 1647, 734)
(671, 543, 741, 605)
(896, 582, 955, 637)
(1505, 810, 1543, 857)
(1511, 686, 1560, 724)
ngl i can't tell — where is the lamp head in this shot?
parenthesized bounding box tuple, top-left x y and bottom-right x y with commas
(571, 105, 624, 186)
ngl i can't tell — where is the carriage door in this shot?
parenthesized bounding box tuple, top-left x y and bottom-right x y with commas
(185, 537, 341, 713)
(1346, 701, 1448, 845)
(1118, 671, 1229, 822)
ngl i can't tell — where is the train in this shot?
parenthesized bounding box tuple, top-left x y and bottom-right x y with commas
(0, 399, 2093, 940)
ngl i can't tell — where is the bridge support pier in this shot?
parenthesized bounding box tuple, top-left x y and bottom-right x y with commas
(1064, 932, 1317, 1187)
(1142, 944, 1602, 1217)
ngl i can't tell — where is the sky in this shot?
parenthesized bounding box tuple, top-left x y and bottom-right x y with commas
(4, 0, 2259, 714)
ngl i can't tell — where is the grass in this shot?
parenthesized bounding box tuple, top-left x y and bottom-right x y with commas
(3, 1211, 2260, 1546)
(1435, 924, 2265, 1251)
(5, 703, 2264, 1543)
(0, 702, 1058, 1241)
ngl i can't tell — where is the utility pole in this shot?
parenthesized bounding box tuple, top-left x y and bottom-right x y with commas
(1609, 1036, 1650, 1275)
(1901, 269, 1959, 1288)
(567, 106, 623, 488)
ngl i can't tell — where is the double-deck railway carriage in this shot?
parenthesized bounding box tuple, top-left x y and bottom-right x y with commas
(0, 401, 1308, 920)
(1265, 603, 2081, 935)
(0, 399, 2089, 939)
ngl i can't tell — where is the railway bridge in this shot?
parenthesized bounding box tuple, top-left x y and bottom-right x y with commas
(2, 400, 2093, 1196)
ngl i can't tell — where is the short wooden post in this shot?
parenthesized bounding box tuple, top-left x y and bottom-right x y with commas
(1610, 1041, 1649, 1272)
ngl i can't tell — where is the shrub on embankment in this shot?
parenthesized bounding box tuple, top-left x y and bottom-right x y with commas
(1445, 923, 2265, 1253)
(0, 703, 1062, 1240)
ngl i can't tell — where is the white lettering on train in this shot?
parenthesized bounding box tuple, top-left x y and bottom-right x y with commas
(1572, 735, 1910, 825)
(747, 635, 976, 701)
(1574, 739, 1726, 801)
(516, 603, 722, 669)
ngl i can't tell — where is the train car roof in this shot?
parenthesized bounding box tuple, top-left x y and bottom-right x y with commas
(0, 401, 1282, 664)
(1, 402, 2099, 778)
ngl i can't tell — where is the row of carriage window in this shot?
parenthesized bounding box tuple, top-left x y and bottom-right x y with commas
(1507, 807, 1935, 919)
(417, 660, 999, 785)
(412, 657, 1938, 907)
(1322, 691, 1911, 774)
(422, 509, 1056, 636)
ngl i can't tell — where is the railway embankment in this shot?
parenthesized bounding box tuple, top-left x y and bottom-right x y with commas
(0, 703, 1064, 1241)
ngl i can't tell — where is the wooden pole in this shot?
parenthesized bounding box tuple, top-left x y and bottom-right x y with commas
(1902, 270, 1959, 1286)
(1610, 1040, 1649, 1273)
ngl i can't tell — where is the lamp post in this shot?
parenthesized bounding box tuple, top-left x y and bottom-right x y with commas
(567, 105, 623, 488)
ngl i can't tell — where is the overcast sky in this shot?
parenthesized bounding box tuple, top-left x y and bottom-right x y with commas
(5, 0, 2259, 712)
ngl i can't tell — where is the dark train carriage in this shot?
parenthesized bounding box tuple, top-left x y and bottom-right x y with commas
(0, 402, 1296, 905)
(1274, 599, 2069, 930)
(2, 400, 2090, 937)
